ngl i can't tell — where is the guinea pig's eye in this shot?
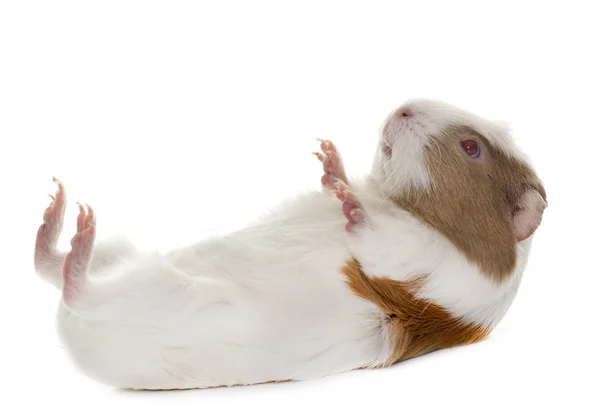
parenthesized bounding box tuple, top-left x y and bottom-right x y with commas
(461, 140, 481, 158)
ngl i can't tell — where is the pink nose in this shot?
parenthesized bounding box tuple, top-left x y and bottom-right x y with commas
(394, 105, 413, 118)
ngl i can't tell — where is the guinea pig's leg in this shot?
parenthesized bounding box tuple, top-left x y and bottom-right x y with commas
(314, 139, 349, 189)
(60, 205, 197, 320)
(35, 179, 136, 289)
(35, 177, 67, 288)
(333, 180, 368, 232)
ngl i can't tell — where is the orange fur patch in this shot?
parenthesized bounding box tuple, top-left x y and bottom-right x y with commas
(342, 258, 491, 365)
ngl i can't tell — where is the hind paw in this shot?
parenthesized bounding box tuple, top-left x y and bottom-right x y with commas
(35, 178, 66, 274)
(63, 203, 96, 301)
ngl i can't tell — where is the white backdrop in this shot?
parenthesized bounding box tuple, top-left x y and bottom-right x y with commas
(1, 1, 598, 415)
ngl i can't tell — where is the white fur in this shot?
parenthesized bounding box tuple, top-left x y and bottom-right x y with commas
(372, 99, 528, 196)
(347, 182, 533, 328)
(41, 99, 537, 389)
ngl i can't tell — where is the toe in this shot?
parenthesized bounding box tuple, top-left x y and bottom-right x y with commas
(70, 231, 83, 249)
(319, 140, 333, 154)
(85, 204, 96, 229)
(342, 201, 357, 218)
(76, 202, 86, 232)
(349, 209, 364, 222)
(321, 174, 335, 187)
(43, 202, 55, 223)
(313, 151, 326, 163)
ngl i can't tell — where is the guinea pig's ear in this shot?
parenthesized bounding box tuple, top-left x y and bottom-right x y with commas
(512, 188, 548, 241)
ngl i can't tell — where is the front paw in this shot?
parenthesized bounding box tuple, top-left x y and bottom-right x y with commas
(313, 139, 349, 189)
(333, 180, 368, 232)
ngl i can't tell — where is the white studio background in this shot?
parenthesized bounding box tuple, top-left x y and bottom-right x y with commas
(0, 1, 598, 415)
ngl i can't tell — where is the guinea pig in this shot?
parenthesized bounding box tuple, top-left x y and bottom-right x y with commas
(34, 99, 547, 390)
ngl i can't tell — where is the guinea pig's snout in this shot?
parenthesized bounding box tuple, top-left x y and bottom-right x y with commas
(381, 104, 416, 156)
(394, 105, 413, 119)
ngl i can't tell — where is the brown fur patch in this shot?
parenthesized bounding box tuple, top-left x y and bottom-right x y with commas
(342, 258, 491, 365)
(393, 126, 546, 281)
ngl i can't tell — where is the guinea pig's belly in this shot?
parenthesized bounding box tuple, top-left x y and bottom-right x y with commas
(56, 304, 178, 389)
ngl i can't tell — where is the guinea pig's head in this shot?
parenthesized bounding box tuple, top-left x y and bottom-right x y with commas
(372, 99, 547, 281)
